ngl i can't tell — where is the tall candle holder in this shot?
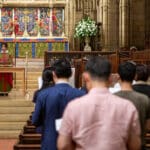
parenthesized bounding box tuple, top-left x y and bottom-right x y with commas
(25, 51, 30, 100)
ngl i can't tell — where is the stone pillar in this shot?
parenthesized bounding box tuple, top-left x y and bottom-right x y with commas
(119, 0, 129, 48)
(68, 0, 76, 50)
(101, 0, 109, 50)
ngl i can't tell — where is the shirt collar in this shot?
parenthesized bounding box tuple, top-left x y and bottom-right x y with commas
(55, 80, 69, 85)
(89, 87, 110, 94)
(134, 81, 148, 85)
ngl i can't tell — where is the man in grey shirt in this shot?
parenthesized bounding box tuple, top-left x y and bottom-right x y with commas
(115, 61, 150, 150)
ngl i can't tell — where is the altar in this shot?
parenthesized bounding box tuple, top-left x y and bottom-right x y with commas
(0, 38, 69, 58)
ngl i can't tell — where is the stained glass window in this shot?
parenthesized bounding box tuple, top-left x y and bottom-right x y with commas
(14, 8, 25, 36)
(52, 8, 64, 36)
(40, 8, 50, 36)
(1, 8, 13, 36)
(27, 8, 38, 36)
(1, 7, 65, 37)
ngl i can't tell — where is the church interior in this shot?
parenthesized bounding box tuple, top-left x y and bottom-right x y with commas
(0, 0, 150, 149)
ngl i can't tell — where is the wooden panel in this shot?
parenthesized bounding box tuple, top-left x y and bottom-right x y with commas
(44, 51, 118, 87)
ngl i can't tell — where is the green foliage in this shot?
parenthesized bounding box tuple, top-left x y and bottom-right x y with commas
(74, 17, 97, 38)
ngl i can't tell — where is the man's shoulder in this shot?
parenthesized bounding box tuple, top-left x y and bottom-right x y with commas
(115, 90, 149, 107)
(69, 92, 131, 105)
(37, 86, 55, 99)
(129, 90, 149, 101)
(111, 93, 135, 106)
(133, 84, 150, 90)
(67, 94, 89, 108)
(69, 87, 86, 95)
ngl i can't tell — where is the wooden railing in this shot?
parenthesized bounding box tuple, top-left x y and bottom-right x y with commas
(44, 51, 118, 88)
(118, 49, 150, 64)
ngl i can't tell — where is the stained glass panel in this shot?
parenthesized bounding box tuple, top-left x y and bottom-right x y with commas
(52, 8, 64, 36)
(14, 8, 25, 36)
(40, 8, 50, 36)
(26, 8, 38, 36)
(1, 7, 65, 37)
(1, 8, 13, 36)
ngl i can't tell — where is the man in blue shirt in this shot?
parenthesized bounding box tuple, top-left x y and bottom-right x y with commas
(32, 58, 85, 150)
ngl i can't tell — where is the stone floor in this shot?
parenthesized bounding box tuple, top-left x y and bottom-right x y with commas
(0, 139, 17, 150)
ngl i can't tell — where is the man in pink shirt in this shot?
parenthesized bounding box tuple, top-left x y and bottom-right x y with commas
(57, 56, 141, 150)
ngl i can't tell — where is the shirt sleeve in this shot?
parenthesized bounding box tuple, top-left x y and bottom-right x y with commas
(59, 103, 74, 137)
(146, 98, 150, 119)
(129, 107, 141, 139)
(32, 94, 44, 126)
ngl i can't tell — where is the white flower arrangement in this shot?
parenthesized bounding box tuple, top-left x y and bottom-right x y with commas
(74, 17, 97, 38)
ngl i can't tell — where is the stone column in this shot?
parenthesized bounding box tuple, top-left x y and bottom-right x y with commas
(119, 0, 129, 48)
(68, 0, 75, 50)
(101, 0, 109, 50)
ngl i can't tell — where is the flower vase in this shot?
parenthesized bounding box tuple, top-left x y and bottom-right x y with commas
(84, 37, 91, 52)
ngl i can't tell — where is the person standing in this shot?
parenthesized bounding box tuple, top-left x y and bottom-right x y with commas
(32, 58, 85, 150)
(58, 56, 141, 150)
(115, 61, 150, 150)
(0, 42, 13, 96)
(133, 64, 150, 98)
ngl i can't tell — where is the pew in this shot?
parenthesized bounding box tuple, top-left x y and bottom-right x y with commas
(14, 113, 41, 150)
(118, 49, 150, 65)
(19, 133, 41, 144)
(23, 125, 36, 134)
(131, 50, 150, 64)
(14, 144, 41, 150)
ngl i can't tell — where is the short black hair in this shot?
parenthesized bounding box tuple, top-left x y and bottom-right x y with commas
(1, 42, 8, 49)
(85, 56, 111, 81)
(136, 64, 148, 81)
(42, 67, 53, 86)
(52, 58, 72, 78)
(118, 61, 136, 82)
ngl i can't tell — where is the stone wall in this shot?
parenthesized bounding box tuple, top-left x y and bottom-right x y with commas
(130, 0, 145, 49)
(74, 0, 149, 50)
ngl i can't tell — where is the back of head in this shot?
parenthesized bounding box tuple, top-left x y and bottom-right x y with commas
(41, 67, 53, 89)
(85, 56, 111, 81)
(118, 61, 136, 82)
(42, 67, 53, 84)
(136, 64, 148, 81)
(52, 58, 72, 79)
(33, 67, 53, 103)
